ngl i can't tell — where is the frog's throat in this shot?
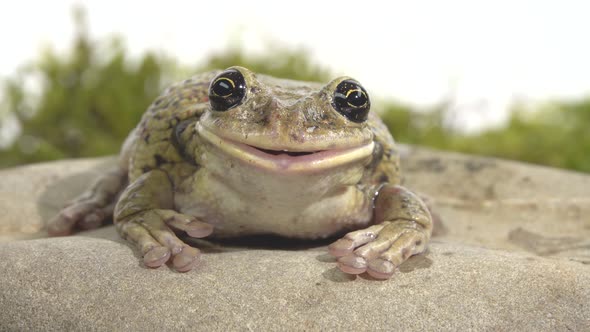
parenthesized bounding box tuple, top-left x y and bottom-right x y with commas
(197, 123, 374, 173)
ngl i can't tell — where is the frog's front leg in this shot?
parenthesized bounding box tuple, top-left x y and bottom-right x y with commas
(329, 184, 433, 279)
(115, 169, 213, 272)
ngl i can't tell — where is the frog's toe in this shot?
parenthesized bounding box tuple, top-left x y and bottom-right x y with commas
(78, 201, 115, 230)
(172, 246, 201, 272)
(118, 212, 202, 272)
(143, 246, 171, 268)
(328, 224, 386, 257)
(47, 214, 75, 236)
(143, 245, 201, 273)
(366, 258, 396, 279)
(119, 220, 171, 268)
(336, 254, 367, 274)
(78, 212, 103, 230)
(331, 220, 428, 279)
(365, 229, 427, 279)
(48, 201, 105, 235)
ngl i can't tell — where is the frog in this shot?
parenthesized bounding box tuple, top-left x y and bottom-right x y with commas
(48, 66, 433, 279)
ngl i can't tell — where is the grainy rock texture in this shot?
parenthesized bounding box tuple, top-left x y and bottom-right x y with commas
(1, 146, 589, 331)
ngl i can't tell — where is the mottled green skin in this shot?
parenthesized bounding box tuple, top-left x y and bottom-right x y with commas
(123, 72, 216, 184)
(49, 67, 432, 278)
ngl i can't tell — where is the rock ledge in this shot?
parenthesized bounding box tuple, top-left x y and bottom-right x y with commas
(1, 147, 589, 331)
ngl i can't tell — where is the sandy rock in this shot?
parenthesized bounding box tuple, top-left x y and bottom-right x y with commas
(0, 146, 589, 330)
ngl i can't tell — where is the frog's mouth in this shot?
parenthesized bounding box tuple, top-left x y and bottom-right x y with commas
(197, 124, 374, 173)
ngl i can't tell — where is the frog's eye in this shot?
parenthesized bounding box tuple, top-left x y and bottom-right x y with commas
(332, 80, 370, 123)
(208, 69, 247, 111)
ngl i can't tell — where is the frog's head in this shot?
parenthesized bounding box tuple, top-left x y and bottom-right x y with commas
(197, 66, 375, 173)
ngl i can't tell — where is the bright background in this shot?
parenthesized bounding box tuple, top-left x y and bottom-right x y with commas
(1, 0, 589, 132)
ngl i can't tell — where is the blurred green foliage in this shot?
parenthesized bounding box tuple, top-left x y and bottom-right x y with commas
(381, 102, 590, 172)
(1, 11, 589, 173)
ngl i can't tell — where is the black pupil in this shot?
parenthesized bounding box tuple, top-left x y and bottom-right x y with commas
(347, 89, 366, 107)
(332, 79, 370, 123)
(213, 79, 234, 97)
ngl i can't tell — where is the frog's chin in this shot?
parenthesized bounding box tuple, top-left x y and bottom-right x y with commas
(197, 124, 374, 173)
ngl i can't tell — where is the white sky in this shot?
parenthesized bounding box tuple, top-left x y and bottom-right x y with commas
(1, 0, 590, 131)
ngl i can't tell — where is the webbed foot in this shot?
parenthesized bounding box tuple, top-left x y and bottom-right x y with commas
(329, 220, 428, 279)
(48, 168, 126, 236)
(117, 209, 213, 272)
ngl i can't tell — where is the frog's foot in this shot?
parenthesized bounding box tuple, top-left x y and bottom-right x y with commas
(48, 199, 116, 236)
(116, 209, 214, 272)
(328, 220, 428, 279)
(47, 168, 126, 236)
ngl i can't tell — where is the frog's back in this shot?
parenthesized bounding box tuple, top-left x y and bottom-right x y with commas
(124, 71, 219, 181)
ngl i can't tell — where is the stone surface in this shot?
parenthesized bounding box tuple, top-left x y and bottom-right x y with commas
(1, 146, 589, 331)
